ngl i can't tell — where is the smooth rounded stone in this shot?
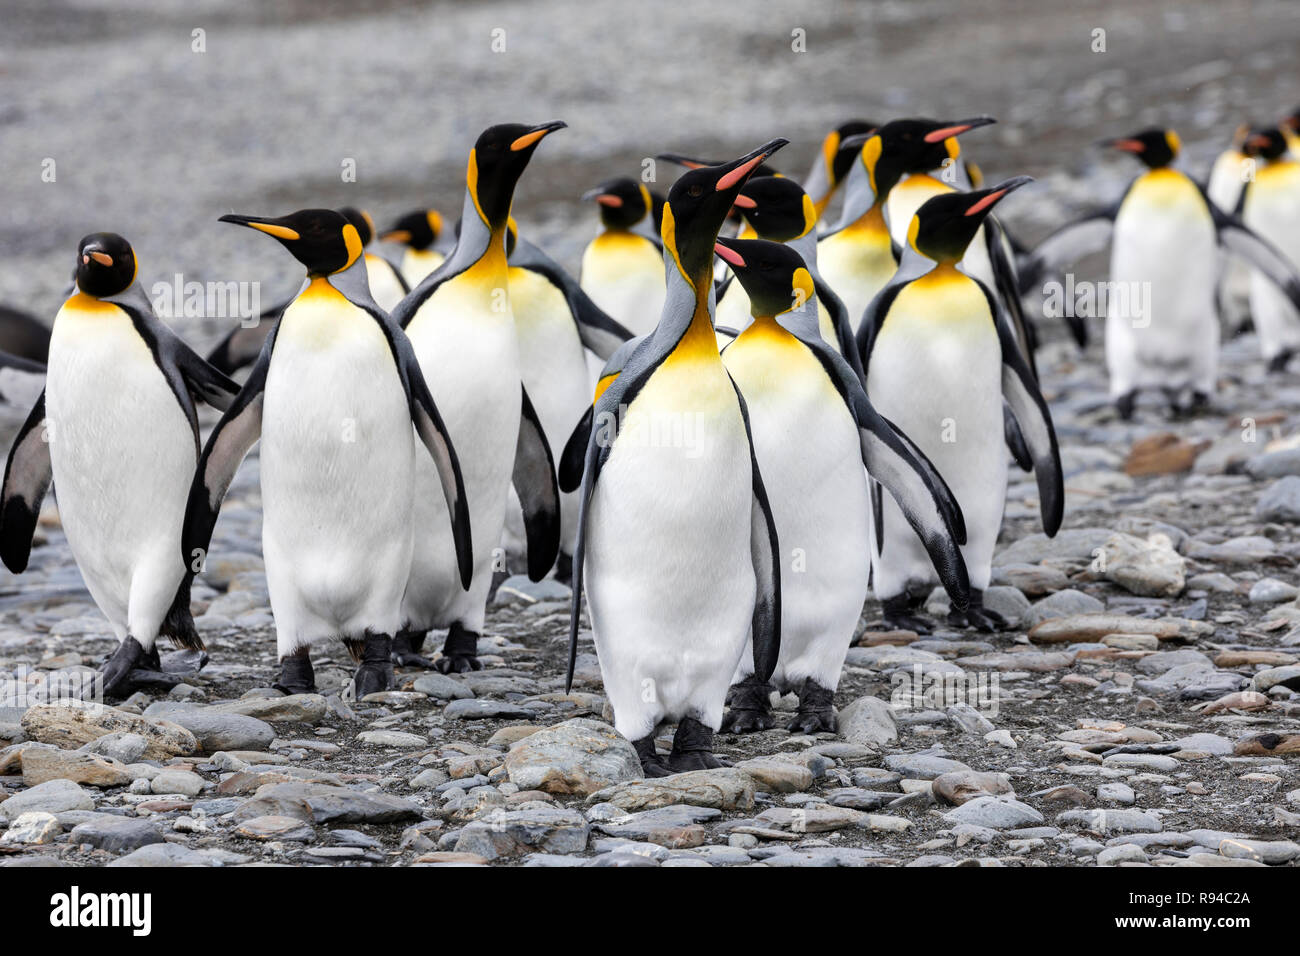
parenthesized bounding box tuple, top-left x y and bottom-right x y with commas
(444, 699, 534, 721)
(1246, 448, 1300, 480)
(883, 753, 971, 780)
(502, 718, 639, 796)
(1097, 782, 1136, 805)
(231, 782, 422, 825)
(162, 711, 275, 754)
(959, 650, 1073, 672)
(1029, 613, 1188, 644)
(719, 757, 810, 795)
(1256, 476, 1300, 523)
(587, 768, 755, 812)
(1098, 532, 1185, 598)
(985, 729, 1016, 749)
(20, 700, 197, 760)
(1253, 665, 1300, 693)
(234, 814, 316, 842)
(493, 575, 572, 605)
(756, 805, 870, 833)
(410, 768, 450, 790)
(942, 797, 1043, 829)
(1187, 572, 1240, 593)
(981, 586, 1031, 626)
(106, 843, 215, 867)
(679, 844, 751, 866)
(79, 732, 150, 765)
(752, 846, 885, 867)
(409, 673, 474, 701)
(836, 695, 897, 746)
(1097, 843, 1148, 865)
(1134, 648, 1211, 675)
(1187, 535, 1277, 566)
(932, 771, 1014, 806)
(0, 778, 94, 821)
(205, 694, 328, 725)
(1169, 733, 1233, 755)
(1218, 838, 1300, 864)
(1249, 578, 1299, 603)
(199, 550, 264, 590)
(1137, 666, 1245, 699)
(454, 806, 589, 860)
(593, 805, 720, 848)
(1024, 589, 1106, 626)
(20, 748, 133, 788)
(68, 816, 165, 853)
(585, 851, 661, 868)
(991, 563, 1070, 597)
(150, 769, 205, 797)
(826, 788, 896, 811)
(356, 730, 428, 749)
(1058, 808, 1162, 834)
(0, 811, 60, 845)
(995, 527, 1112, 566)
(946, 702, 995, 735)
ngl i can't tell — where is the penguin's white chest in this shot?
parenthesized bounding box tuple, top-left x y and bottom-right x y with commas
(1243, 163, 1300, 359)
(44, 295, 195, 629)
(580, 232, 666, 337)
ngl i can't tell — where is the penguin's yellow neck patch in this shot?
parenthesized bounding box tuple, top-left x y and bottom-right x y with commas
(844, 200, 890, 239)
(59, 292, 119, 319)
(593, 371, 619, 403)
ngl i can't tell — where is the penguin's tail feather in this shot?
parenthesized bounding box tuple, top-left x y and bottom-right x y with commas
(160, 577, 205, 651)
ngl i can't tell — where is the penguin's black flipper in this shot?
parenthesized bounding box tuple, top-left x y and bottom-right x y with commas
(510, 238, 633, 361)
(558, 405, 594, 494)
(0, 391, 52, 573)
(206, 296, 289, 375)
(1205, 200, 1300, 313)
(172, 341, 240, 412)
(986, 216, 1047, 365)
(1004, 404, 1034, 472)
(180, 327, 277, 589)
(514, 385, 560, 582)
(985, 285, 1064, 537)
(1015, 210, 1116, 295)
(815, 277, 866, 384)
(728, 377, 781, 684)
(0, 349, 46, 375)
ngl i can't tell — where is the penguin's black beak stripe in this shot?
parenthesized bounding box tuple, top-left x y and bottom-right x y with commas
(511, 121, 567, 151)
(657, 153, 712, 169)
(924, 117, 996, 143)
(841, 131, 875, 150)
(716, 138, 790, 191)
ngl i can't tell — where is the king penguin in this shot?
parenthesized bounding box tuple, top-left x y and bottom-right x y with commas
(1206, 125, 1254, 335)
(578, 178, 666, 339)
(861, 180, 1065, 633)
(1238, 127, 1300, 370)
(388, 122, 564, 672)
(802, 119, 877, 223)
(339, 207, 410, 313)
(565, 140, 788, 775)
(381, 208, 447, 287)
(1018, 128, 1300, 417)
(180, 209, 473, 696)
(715, 235, 969, 732)
(1, 233, 238, 697)
(1282, 106, 1300, 156)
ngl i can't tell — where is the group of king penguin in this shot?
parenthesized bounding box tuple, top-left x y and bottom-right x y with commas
(1, 106, 1299, 775)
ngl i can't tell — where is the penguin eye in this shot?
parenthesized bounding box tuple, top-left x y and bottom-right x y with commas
(687, 184, 704, 198)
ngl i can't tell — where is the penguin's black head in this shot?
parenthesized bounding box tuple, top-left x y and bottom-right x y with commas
(828, 120, 878, 186)
(848, 116, 996, 200)
(380, 209, 443, 250)
(714, 236, 815, 320)
(658, 152, 783, 179)
(469, 121, 566, 231)
(908, 176, 1033, 263)
(662, 138, 789, 286)
(648, 190, 667, 237)
(581, 177, 652, 230)
(220, 208, 364, 277)
(1243, 127, 1289, 162)
(75, 233, 137, 297)
(338, 207, 376, 247)
(734, 176, 817, 242)
(1104, 128, 1179, 168)
(1283, 107, 1300, 134)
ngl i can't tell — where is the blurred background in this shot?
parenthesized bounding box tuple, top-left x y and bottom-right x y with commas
(1, 0, 1298, 347)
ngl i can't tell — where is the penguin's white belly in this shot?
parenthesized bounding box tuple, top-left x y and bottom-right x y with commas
(365, 255, 406, 314)
(45, 300, 194, 640)
(404, 282, 521, 631)
(1243, 167, 1300, 360)
(399, 249, 444, 287)
(817, 229, 898, 334)
(580, 235, 666, 337)
(887, 175, 947, 248)
(1107, 172, 1218, 395)
(585, 355, 755, 740)
(867, 275, 1006, 594)
(722, 330, 868, 692)
(260, 293, 415, 643)
(505, 268, 587, 561)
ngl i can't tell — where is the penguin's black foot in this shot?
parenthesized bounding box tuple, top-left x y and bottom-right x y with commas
(352, 633, 395, 698)
(554, 551, 574, 587)
(787, 679, 837, 734)
(881, 594, 931, 635)
(433, 622, 482, 674)
(633, 734, 673, 778)
(1185, 391, 1213, 417)
(667, 716, 729, 771)
(947, 592, 1009, 633)
(1267, 349, 1293, 374)
(1115, 390, 1138, 421)
(720, 675, 774, 733)
(390, 628, 433, 668)
(274, 651, 316, 695)
(99, 637, 146, 699)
